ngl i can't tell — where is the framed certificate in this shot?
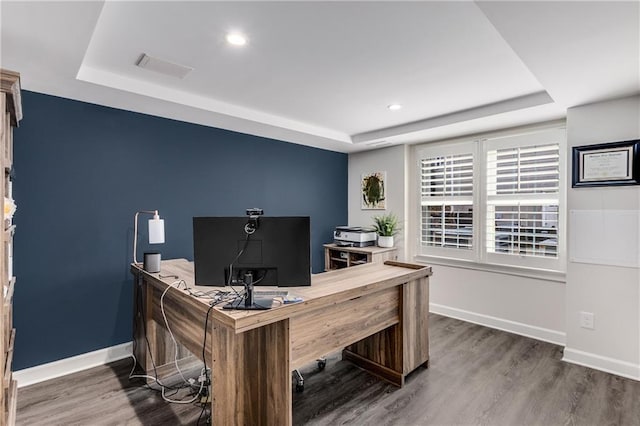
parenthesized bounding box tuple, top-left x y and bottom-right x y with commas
(572, 140, 640, 187)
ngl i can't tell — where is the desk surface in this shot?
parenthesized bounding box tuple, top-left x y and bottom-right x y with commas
(134, 258, 431, 333)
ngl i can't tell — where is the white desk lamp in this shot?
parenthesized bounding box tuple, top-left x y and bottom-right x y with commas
(133, 210, 165, 269)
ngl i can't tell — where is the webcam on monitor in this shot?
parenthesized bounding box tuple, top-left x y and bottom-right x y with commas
(246, 208, 264, 216)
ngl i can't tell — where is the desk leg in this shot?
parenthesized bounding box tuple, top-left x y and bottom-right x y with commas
(212, 319, 291, 426)
(133, 274, 158, 375)
(401, 277, 430, 374)
(343, 276, 430, 387)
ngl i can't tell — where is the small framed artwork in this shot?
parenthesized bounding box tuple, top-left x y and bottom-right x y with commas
(572, 139, 640, 187)
(361, 171, 386, 209)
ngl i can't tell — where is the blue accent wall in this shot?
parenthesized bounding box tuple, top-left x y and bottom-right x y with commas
(12, 91, 347, 370)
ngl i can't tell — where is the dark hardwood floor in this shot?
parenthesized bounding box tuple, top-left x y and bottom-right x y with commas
(16, 314, 640, 425)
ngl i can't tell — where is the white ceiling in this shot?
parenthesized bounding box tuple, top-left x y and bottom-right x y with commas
(1, 1, 638, 153)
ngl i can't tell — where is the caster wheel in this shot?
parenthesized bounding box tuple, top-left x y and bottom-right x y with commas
(318, 360, 326, 370)
(295, 384, 304, 393)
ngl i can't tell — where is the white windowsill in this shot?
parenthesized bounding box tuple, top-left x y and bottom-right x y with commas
(413, 254, 566, 283)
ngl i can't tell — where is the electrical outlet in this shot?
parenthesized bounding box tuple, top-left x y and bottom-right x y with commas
(580, 311, 595, 329)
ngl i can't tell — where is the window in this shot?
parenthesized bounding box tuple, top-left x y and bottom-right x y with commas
(418, 142, 477, 261)
(416, 126, 565, 272)
(486, 143, 559, 258)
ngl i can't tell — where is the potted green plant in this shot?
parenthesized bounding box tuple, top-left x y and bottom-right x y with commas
(372, 212, 400, 248)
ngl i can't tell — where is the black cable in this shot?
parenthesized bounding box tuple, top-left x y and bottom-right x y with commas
(226, 232, 251, 296)
(202, 302, 216, 377)
(197, 405, 206, 426)
(252, 273, 266, 285)
(197, 398, 210, 426)
(198, 297, 230, 424)
(197, 303, 216, 425)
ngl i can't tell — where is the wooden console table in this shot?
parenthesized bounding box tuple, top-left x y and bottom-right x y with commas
(323, 243, 397, 271)
(132, 258, 431, 425)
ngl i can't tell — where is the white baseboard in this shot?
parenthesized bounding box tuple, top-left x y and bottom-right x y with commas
(14, 342, 133, 388)
(430, 303, 566, 346)
(562, 348, 640, 381)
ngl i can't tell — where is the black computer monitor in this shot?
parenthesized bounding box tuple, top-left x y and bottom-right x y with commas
(193, 216, 311, 287)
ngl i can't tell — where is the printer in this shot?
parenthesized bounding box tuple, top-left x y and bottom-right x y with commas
(333, 226, 377, 247)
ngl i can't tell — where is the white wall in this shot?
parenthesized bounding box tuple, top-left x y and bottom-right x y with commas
(347, 96, 640, 379)
(348, 144, 408, 260)
(429, 265, 566, 345)
(563, 95, 640, 379)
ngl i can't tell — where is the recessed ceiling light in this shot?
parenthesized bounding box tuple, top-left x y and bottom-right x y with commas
(387, 104, 402, 111)
(226, 33, 248, 46)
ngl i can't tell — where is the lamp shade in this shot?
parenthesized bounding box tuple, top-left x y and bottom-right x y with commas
(148, 217, 165, 244)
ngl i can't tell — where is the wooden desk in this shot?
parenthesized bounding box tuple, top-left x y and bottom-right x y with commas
(132, 259, 432, 425)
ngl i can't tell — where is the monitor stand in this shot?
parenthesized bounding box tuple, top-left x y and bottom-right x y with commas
(222, 271, 274, 310)
(223, 297, 274, 310)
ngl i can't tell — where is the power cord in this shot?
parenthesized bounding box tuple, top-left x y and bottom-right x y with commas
(133, 267, 245, 418)
(160, 279, 192, 386)
(132, 273, 166, 388)
(131, 274, 207, 405)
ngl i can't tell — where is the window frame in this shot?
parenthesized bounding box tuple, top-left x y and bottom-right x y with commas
(414, 124, 566, 274)
(481, 129, 566, 271)
(416, 140, 480, 262)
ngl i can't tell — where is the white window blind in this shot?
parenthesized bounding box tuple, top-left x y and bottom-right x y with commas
(414, 125, 565, 272)
(486, 143, 560, 259)
(420, 148, 474, 251)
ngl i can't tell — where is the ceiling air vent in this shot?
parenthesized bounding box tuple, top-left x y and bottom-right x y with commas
(365, 140, 393, 148)
(135, 53, 193, 79)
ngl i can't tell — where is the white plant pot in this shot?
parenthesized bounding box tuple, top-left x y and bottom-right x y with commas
(378, 235, 394, 248)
